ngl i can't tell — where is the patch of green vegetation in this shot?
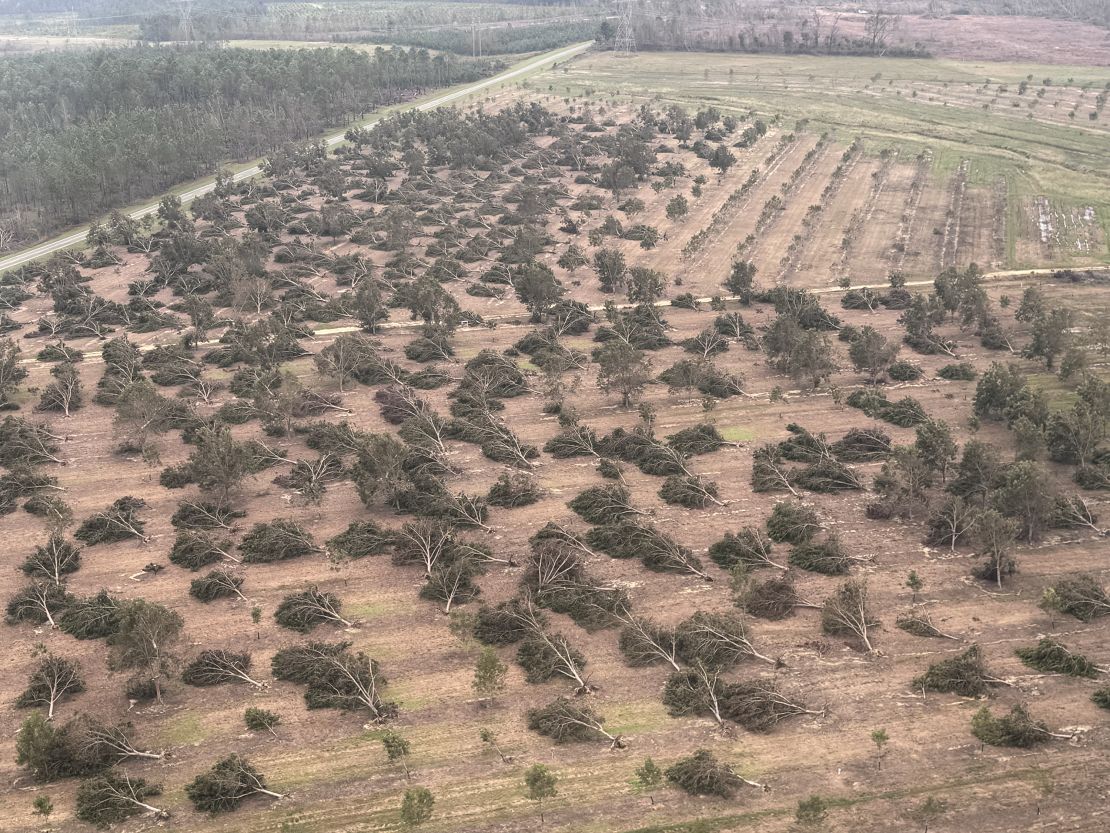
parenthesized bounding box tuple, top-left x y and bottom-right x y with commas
(1025, 372, 1080, 409)
(384, 680, 438, 711)
(157, 712, 207, 746)
(604, 699, 673, 735)
(719, 425, 756, 442)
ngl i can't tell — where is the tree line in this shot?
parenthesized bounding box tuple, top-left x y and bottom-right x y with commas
(0, 44, 500, 243)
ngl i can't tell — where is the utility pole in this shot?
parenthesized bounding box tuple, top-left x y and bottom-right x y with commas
(615, 0, 636, 54)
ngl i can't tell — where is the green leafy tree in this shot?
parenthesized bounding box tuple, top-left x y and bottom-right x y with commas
(32, 795, 53, 819)
(626, 267, 667, 305)
(593, 248, 627, 293)
(473, 646, 508, 705)
(400, 786, 434, 827)
(595, 342, 653, 407)
(665, 195, 689, 221)
(763, 316, 836, 389)
(524, 764, 558, 826)
(186, 426, 257, 505)
(905, 571, 923, 602)
(795, 795, 828, 827)
(381, 730, 412, 781)
(724, 260, 756, 301)
(635, 757, 663, 805)
(871, 728, 889, 770)
(914, 420, 957, 482)
(972, 509, 1018, 588)
(106, 600, 183, 703)
(849, 326, 899, 382)
(0, 338, 28, 407)
(993, 460, 1054, 544)
(514, 262, 566, 322)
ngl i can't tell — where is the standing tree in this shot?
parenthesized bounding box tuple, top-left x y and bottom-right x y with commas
(381, 730, 412, 781)
(971, 509, 1018, 588)
(724, 260, 757, 302)
(905, 571, 923, 602)
(524, 764, 558, 826)
(849, 326, 899, 383)
(32, 795, 53, 820)
(0, 338, 28, 408)
(595, 342, 653, 407)
(106, 600, 183, 703)
(871, 728, 890, 770)
(914, 420, 957, 482)
(400, 786, 434, 827)
(763, 316, 837, 389)
(593, 248, 627, 293)
(514, 262, 566, 322)
(186, 426, 258, 505)
(473, 646, 508, 705)
(314, 334, 372, 392)
(993, 461, 1054, 544)
(666, 195, 689, 221)
(635, 757, 663, 805)
(626, 267, 667, 305)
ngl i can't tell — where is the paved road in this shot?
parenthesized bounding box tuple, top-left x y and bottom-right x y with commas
(0, 41, 593, 275)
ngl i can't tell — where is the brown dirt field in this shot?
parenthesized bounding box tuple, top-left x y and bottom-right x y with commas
(2, 98, 1109, 833)
(829, 12, 1110, 67)
(788, 155, 881, 288)
(901, 168, 952, 277)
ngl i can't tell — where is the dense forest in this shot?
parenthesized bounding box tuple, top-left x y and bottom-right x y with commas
(0, 44, 500, 241)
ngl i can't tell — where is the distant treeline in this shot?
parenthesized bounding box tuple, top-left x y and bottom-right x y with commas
(337, 20, 599, 56)
(0, 44, 500, 241)
(133, 1, 590, 46)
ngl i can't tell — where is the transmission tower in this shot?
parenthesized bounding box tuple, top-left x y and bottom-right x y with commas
(614, 0, 636, 54)
(175, 0, 195, 43)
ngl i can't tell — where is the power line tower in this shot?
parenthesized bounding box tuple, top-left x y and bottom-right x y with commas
(614, 0, 635, 54)
(175, 0, 195, 43)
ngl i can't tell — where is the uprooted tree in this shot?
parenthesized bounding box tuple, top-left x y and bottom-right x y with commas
(185, 755, 285, 813)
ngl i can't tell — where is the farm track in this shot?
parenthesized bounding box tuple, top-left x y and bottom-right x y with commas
(16, 267, 1109, 368)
